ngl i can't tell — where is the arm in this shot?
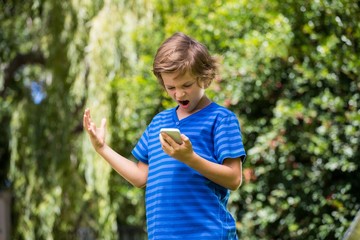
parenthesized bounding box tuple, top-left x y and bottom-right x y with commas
(160, 133, 242, 190)
(83, 108, 148, 188)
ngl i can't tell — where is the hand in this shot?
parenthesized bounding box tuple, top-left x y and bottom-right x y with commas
(83, 108, 107, 150)
(159, 133, 195, 163)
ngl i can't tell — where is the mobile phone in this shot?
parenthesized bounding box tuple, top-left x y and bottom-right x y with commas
(160, 128, 182, 144)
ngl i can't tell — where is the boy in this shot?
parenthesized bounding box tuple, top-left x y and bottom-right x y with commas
(83, 32, 246, 239)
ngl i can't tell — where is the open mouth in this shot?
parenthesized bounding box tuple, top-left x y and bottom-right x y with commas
(179, 100, 190, 107)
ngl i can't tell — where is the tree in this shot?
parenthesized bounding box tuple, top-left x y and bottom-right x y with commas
(153, 0, 360, 239)
(1, 0, 359, 239)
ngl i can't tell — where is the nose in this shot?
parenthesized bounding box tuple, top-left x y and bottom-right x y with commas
(175, 89, 185, 98)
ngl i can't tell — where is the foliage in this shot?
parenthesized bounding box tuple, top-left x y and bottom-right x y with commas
(140, 0, 360, 239)
(1, 0, 359, 239)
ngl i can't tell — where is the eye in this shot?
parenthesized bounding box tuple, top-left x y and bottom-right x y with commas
(183, 83, 194, 88)
(166, 86, 175, 90)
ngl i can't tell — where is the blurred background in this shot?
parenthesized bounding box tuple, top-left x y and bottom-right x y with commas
(0, 0, 359, 239)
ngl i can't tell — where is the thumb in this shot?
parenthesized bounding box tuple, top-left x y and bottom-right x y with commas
(101, 118, 107, 128)
(181, 134, 191, 145)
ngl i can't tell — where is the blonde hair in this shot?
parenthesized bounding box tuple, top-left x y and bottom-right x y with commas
(153, 32, 218, 87)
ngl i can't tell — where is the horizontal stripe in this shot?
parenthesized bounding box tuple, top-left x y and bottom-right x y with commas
(131, 102, 244, 239)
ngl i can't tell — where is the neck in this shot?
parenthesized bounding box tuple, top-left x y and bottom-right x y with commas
(194, 95, 211, 111)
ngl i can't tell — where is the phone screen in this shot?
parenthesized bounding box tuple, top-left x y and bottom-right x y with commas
(160, 128, 182, 144)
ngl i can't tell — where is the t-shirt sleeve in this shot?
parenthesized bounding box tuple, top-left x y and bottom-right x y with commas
(214, 114, 246, 164)
(131, 128, 149, 164)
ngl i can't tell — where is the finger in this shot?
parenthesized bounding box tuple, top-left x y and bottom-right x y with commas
(84, 108, 89, 118)
(161, 132, 176, 146)
(159, 134, 167, 152)
(88, 122, 96, 135)
(83, 110, 91, 131)
(159, 134, 171, 150)
(159, 133, 166, 146)
(84, 116, 93, 132)
(83, 108, 90, 121)
(180, 134, 188, 141)
(83, 113, 87, 129)
(86, 109, 92, 122)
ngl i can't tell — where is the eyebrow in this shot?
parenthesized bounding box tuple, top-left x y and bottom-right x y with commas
(165, 81, 195, 87)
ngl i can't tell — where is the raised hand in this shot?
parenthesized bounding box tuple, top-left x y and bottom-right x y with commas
(83, 108, 107, 150)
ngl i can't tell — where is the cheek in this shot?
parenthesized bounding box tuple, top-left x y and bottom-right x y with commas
(166, 90, 176, 98)
(186, 89, 200, 95)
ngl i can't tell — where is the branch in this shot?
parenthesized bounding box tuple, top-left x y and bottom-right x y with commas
(1, 51, 45, 98)
(71, 63, 90, 135)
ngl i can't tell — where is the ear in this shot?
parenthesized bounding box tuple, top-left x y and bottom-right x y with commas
(203, 79, 212, 89)
(197, 78, 211, 89)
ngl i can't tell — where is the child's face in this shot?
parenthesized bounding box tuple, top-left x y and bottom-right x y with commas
(161, 71, 207, 114)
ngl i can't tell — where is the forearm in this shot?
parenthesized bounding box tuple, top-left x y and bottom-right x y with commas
(186, 153, 242, 191)
(160, 133, 242, 190)
(96, 144, 147, 188)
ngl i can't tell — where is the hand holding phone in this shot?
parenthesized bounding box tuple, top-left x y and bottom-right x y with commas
(160, 128, 183, 144)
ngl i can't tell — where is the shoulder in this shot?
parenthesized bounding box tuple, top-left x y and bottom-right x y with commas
(207, 102, 237, 120)
(147, 107, 175, 128)
(152, 107, 174, 120)
(204, 103, 242, 132)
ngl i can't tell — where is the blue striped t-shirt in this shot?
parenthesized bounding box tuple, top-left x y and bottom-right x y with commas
(132, 102, 246, 240)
